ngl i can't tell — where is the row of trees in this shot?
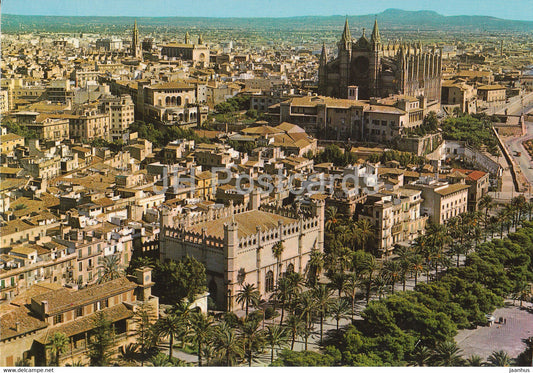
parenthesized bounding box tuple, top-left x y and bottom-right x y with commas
(281, 212, 533, 366)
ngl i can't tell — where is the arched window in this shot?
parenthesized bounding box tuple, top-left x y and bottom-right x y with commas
(265, 270, 274, 293)
(177, 96, 182, 106)
(171, 96, 177, 106)
(286, 263, 294, 274)
(165, 96, 171, 106)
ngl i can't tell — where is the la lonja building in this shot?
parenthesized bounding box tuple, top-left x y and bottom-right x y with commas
(159, 194, 325, 310)
(318, 18, 442, 106)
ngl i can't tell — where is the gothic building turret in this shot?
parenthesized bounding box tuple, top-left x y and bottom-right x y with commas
(131, 20, 141, 59)
(318, 43, 328, 94)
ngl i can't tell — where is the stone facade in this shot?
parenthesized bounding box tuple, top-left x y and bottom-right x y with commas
(159, 200, 324, 310)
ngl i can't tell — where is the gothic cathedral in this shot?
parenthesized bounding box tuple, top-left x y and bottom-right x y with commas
(318, 19, 442, 104)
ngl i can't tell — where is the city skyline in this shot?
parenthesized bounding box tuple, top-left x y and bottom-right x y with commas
(3, 0, 533, 21)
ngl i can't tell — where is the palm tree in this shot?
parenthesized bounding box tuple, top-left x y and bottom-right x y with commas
(119, 343, 138, 366)
(344, 272, 361, 322)
(360, 253, 379, 304)
(305, 249, 325, 287)
(48, 332, 69, 366)
(97, 254, 122, 284)
(215, 323, 244, 366)
(311, 283, 333, 343)
(353, 219, 374, 252)
(271, 277, 291, 326)
(382, 260, 402, 294)
(295, 290, 315, 350)
(155, 312, 186, 360)
(410, 345, 433, 366)
(188, 311, 215, 367)
(236, 283, 260, 316)
(284, 314, 305, 350)
(409, 253, 425, 286)
(479, 194, 493, 240)
(325, 206, 340, 232)
(465, 355, 485, 366)
(329, 298, 350, 330)
(487, 350, 512, 366)
(371, 273, 389, 300)
(272, 241, 285, 282)
(240, 317, 265, 367)
(265, 325, 288, 364)
(432, 341, 464, 366)
(148, 353, 173, 367)
(327, 272, 347, 297)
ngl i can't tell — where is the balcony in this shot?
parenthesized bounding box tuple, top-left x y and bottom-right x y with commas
(391, 224, 403, 234)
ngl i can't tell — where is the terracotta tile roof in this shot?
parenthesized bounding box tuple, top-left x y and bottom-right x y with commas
(32, 277, 137, 315)
(37, 304, 133, 344)
(451, 168, 487, 182)
(0, 305, 48, 341)
(189, 210, 296, 239)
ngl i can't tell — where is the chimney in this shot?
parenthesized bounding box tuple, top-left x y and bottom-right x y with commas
(42, 300, 49, 314)
(15, 322, 20, 332)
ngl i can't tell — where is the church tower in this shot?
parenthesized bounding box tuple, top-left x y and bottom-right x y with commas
(337, 17, 352, 98)
(318, 43, 328, 95)
(369, 18, 382, 97)
(131, 20, 140, 59)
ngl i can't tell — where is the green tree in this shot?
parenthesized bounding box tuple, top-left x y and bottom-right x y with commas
(132, 302, 157, 366)
(188, 311, 215, 367)
(285, 314, 306, 350)
(265, 325, 289, 363)
(305, 249, 325, 287)
(152, 256, 207, 303)
(97, 254, 122, 284)
(330, 298, 350, 330)
(241, 316, 265, 367)
(215, 323, 244, 366)
(88, 312, 116, 366)
(236, 283, 261, 316)
(47, 332, 69, 366)
(311, 283, 333, 343)
(271, 350, 337, 366)
(487, 350, 512, 366)
(272, 241, 285, 282)
(465, 355, 485, 366)
(155, 311, 186, 360)
(352, 219, 374, 253)
(431, 341, 464, 366)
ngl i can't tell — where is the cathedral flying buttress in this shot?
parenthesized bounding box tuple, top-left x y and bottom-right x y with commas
(318, 18, 442, 104)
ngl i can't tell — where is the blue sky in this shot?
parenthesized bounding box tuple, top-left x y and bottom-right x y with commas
(3, 0, 533, 21)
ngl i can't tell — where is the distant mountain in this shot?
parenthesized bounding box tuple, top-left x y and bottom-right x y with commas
(2, 9, 532, 33)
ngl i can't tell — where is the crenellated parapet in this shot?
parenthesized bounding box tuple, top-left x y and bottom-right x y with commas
(163, 225, 225, 248)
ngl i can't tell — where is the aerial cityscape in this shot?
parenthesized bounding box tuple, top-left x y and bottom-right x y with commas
(1, 0, 533, 368)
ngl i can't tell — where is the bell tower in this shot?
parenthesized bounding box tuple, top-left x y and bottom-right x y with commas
(337, 17, 352, 98)
(131, 20, 141, 59)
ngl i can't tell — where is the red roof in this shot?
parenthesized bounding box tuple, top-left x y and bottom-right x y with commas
(452, 168, 487, 181)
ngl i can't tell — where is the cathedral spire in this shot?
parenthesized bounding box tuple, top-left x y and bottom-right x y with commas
(319, 42, 327, 66)
(131, 19, 140, 58)
(341, 17, 351, 43)
(371, 17, 381, 47)
(185, 31, 190, 44)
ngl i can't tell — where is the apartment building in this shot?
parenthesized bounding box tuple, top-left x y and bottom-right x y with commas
(405, 179, 470, 225)
(358, 188, 427, 256)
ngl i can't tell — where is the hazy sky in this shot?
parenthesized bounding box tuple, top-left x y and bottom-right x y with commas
(3, 0, 533, 21)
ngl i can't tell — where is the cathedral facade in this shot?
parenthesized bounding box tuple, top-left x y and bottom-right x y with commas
(318, 19, 442, 104)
